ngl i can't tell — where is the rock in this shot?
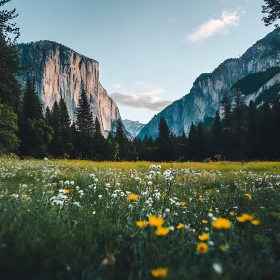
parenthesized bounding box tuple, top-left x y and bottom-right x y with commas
(17, 40, 121, 137)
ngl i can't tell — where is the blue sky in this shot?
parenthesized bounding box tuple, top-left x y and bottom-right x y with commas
(7, 0, 274, 123)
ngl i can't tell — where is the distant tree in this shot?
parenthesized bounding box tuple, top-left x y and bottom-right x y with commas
(196, 122, 206, 160)
(188, 122, 197, 160)
(49, 100, 62, 156)
(0, 103, 20, 153)
(76, 87, 94, 137)
(75, 87, 94, 158)
(59, 98, 72, 156)
(22, 78, 43, 120)
(272, 98, 280, 158)
(158, 116, 170, 141)
(45, 106, 52, 125)
(221, 92, 232, 128)
(93, 117, 106, 160)
(247, 100, 258, 159)
(262, 0, 280, 27)
(211, 110, 223, 157)
(232, 88, 244, 140)
(260, 101, 273, 159)
(19, 80, 53, 157)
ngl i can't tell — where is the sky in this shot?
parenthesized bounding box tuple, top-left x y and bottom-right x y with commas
(6, 0, 275, 123)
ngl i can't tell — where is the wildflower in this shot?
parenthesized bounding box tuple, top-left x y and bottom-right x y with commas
(149, 215, 164, 227)
(229, 211, 235, 216)
(128, 193, 139, 201)
(202, 219, 208, 224)
(198, 233, 209, 241)
(212, 263, 223, 275)
(251, 219, 261, 226)
(196, 242, 208, 254)
(155, 227, 170, 236)
(151, 268, 168, 278)
(64, 189, 70, 194)
(180, 201, 186, 206)
(219, 244, 228, 252)
(101, 252, 116, 266)
(245, 193, 252, 200)
(212, 218, 231, 230)
(237, 213, 253, 223)
(136, 220, 147, 228)
(177, 223, 184, 229)
(198, 197, 204, 201)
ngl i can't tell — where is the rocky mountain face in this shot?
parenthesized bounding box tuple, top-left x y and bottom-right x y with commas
(123, 120, 145, 138)
(17, 40, 121, 137)
(138, 28, 280, 139)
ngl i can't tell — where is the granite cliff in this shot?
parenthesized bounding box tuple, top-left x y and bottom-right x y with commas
(17, 40, 121, 136)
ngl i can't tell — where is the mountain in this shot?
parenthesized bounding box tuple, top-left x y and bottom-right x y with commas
(138, 28, 280, 139)
(123, 120, 145, 138)
(17, 40, 121, 137)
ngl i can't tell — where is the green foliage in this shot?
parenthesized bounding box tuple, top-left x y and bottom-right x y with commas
(0, 103, 19, 153)
(231, 67, 280, 95)
(262, 0, 280, 27)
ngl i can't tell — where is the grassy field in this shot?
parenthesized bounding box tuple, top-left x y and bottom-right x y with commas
(0, 157, 280, 279)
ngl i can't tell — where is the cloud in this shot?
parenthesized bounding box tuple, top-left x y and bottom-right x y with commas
(188, 11, 240, 43)
(110, 91, 172, 111)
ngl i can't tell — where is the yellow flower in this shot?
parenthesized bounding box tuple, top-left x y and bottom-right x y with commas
(219, 244, 229, 252)
(0, 194, 4, 199)
(176, 223, 184, 229)
(151, 268, 168, 278)
(229, 211, 235, 216)
(149, 215, 164, 227)
(64, 189, 70, 194)
(22, 194, 28, 199)
(198, 197, 204, 201)
(245, 193, 252, 200)
(136, 220, 147, 228)
(196, 242, 208, 254)
(202, 220, 208, 224)
(251, 219, 261, 226)
(155, 227, 170, 236)
(198, 233, 209, 241)
(128, 193, 139, 201)
(212, 218, 231, 230)
(180, 201, 186, 206)
(237, 213, 253, 223)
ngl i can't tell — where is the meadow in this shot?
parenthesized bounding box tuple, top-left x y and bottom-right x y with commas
(0, 157, 280, 279)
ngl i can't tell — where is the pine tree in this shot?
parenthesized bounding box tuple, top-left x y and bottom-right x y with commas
(49, 100, 62, 156)
(45, 106, 52, 125)
(272, 98, 280, 159)
(221, 92, 232, 128)
(0, 1, 21, 111)
(232, 88, 244, 140)
(158, 116, 170, 141)
(59, 98, 72, 156)
(211, 110, 222, 157)
(93, 117, 106, 160)
(196, 122, 206, 160)
(22, 78, 43, 120)
(262, 0, 280, 27)
(188, 122, 197, 160)
(247, 100, 258, 159)
(76, 87, 94, 137)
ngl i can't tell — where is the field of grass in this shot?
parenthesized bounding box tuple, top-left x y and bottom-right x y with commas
(0, 157, 280, 279)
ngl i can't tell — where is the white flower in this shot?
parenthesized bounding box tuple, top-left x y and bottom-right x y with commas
(92, 210, 96, 215)
(212, 263, 223, 275)
(208, 213, 214, 218)
(165, 208, 170, 213)
(208, 241, 214, 246)
(90, 174, 96, 179)
(169, 226, 175, 231)
(98, 195, 102, 199)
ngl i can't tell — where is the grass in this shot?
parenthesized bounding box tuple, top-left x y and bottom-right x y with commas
(0, 157, 280, 279)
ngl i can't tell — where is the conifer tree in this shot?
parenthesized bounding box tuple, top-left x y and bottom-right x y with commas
(158, 116, 170, 141)
(211, 110, 222, 157)
(272, 98, 280, 158)
(247, 100, 258, 159)
(45, 106, 52, 125)
(232, 88, 244, 140)
(221, 92, 232, 128)
(188, 122, 197, 160)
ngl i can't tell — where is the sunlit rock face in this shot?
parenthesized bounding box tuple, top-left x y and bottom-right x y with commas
(138, 28, 280, 139)
(17, 40, 121, 136)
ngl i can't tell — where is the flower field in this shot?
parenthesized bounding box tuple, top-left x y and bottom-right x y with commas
(0, 158, 280, 279)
